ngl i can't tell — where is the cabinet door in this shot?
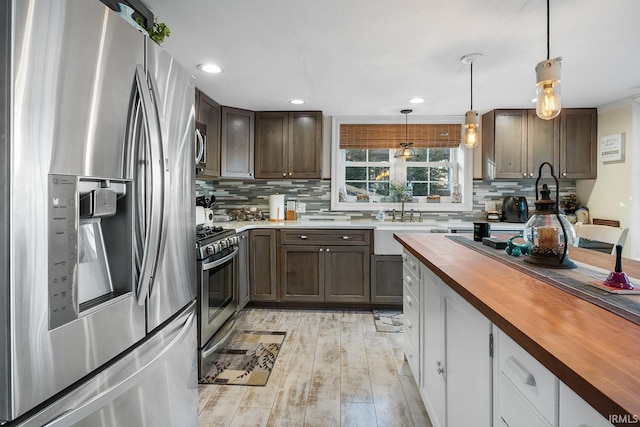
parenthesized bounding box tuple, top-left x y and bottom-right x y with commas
(421, 268, 446, 427)
(288, 111, 322, 178)
(560, 108, 597, 179)
(195, 89, 221, 177)
(237, 231, 250, 309)
(255, 112, 288, 179)
(527, 110, 559, 179)
(445, 288, 492, 427)
(370, 255, 403, 304)
(221, 106, 254, 178)
(493, 110, 528, 179)
(249, 229, 277, 301)
(559, 382, 614, 427)
(280, 245, 324, 302)
(324, 246, 370, 303)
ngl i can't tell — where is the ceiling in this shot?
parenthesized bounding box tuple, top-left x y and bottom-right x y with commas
(142, 0, 640, 117)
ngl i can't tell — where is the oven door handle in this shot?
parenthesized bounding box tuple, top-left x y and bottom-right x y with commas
(201, 246, 239, 271)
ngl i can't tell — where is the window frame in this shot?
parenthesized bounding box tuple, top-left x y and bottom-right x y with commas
(331, 115, 473, 212)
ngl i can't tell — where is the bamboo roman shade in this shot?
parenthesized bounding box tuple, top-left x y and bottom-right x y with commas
(339, 124, 462, 149)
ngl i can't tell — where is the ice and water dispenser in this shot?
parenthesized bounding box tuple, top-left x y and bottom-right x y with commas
(48, 175, 133, 329)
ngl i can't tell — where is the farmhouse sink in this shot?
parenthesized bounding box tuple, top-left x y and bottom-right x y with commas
(373, 226, 440, 255)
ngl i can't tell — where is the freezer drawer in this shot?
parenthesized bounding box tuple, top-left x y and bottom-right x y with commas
(14, 303, 198, 427)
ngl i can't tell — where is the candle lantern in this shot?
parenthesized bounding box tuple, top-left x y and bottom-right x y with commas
(522, 162, 577, 269)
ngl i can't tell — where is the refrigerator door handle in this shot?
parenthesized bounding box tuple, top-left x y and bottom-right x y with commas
(134, 64, 163, 305)
(146, 70, 170, 301)
(41, 309, 196, 427)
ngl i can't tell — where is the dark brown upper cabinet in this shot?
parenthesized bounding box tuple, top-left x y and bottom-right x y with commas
(195, 89, 221, 178)
(482, 108, 596, 180)
(221, 106, 255, 178)
(255, 111, 322, 179)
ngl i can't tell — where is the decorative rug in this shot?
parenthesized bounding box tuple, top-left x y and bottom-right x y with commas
(199, 330, 286, 386)
(373, 310, 403, 332)
(447, 235, 640, 326)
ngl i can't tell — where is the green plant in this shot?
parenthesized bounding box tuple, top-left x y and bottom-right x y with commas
(135, 17, 171, 45)
(389, 180, 407, 196)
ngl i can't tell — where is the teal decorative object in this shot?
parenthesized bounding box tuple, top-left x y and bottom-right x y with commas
(505, 235, 531, 257)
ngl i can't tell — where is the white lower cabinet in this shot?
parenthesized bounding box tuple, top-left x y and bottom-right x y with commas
(559, 383, 614, 427)
(403, 249, 614, 427)
(409, 257, 492, 427)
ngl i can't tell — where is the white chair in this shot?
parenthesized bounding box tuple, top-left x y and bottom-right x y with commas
(573, 222, 628, 255)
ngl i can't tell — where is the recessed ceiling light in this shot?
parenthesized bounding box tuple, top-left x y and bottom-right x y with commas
(289, 99, 306, 105)
(408, 97, 425, 104)
(198, 63, 222, 74)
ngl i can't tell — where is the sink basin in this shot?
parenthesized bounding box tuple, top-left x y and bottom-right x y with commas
(374, 227, 436, 255)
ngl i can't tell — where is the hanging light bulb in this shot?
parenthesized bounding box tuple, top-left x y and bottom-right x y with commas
(460, 53, 482, 149)
(535, 0, 562, 120)
(394, 109, 419, 159)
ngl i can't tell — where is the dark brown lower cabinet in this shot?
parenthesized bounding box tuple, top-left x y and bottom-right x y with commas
(237, 231, 250, 309)
(249, 229, 277, 301)
(370, 255, 403, 304)
(279, 229, 371, 304)
(324, 246, 370, 303)
(280, 245, 323, 302)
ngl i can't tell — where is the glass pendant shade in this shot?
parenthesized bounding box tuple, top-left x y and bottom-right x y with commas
(535, 58, 562, 120)
(523, 162, 576, 269)
(463, 110, 479, 148)
(395, 109, 418, 159)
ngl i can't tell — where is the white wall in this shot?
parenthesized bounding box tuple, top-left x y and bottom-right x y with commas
(576, 99, 638, 258)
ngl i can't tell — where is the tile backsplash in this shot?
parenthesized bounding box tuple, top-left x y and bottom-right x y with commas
(196, 179, 577, 222)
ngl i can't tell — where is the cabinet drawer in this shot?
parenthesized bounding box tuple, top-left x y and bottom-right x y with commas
(499, 374, 553, 427)
(498, 330, 558, 425)
(280, 229, 371, 246)
(559, 382, 613, 427)
(403, 295, 419, 347)
(404, 329, 420, 381)
(403, 266, 420, 301)
(402, 250, 420, 279)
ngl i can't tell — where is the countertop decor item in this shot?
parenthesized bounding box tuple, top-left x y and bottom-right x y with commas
(523, 162, 576, 269)
(604, 245, 633, 289)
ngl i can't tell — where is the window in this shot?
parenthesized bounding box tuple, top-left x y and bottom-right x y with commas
(332, 116, 473, 211)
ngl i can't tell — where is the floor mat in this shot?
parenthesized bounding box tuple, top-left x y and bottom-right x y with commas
(199, 330, 286, 386)
(373, 310, 403, 333)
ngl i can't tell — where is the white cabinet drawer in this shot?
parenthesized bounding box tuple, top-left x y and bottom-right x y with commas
(402, 250, 420, 279)
(498, 330, 558, 425)
(499, 374, 553, 427)
(403, 323, 420, 380)
(402, 266, 420, 299)
(559, 382, 614, 427)
(403, 297, 420, 348)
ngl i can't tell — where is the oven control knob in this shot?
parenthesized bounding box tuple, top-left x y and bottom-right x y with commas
(229, 236, 239, 245)
(220, 240, 228, 249)
(205, 245, 215, 255)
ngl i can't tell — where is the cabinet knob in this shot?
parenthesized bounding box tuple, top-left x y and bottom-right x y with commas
(562, 172, 567, 177)
(320, 248, 323, 252)
(298, 235, 308, 240)
(523, 173, 527, 178)
(289, 172, 292, 176)
(283, 173, 286, 177)
(249, 173, 253, 176)
(326, 248, 330, 252)
(342, 236, 351, 240)
(529, 173, 534, 177)
(436, 361, 444, 375)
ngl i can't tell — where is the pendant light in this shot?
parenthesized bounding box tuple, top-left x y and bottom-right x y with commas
(394, 109, 419, 159)
(535, 0, 562, 120)
(461, 53, 482, 149)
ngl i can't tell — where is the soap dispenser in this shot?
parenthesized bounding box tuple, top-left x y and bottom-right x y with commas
(376, 209, 386, 222)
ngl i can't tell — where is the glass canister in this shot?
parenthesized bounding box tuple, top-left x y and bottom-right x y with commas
(522, 163, 577, 269)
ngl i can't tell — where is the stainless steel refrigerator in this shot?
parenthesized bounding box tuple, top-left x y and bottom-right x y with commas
(0, 0, 198, 425)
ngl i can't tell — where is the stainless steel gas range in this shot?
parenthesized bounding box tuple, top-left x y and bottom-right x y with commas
(195, 225, 240, 377)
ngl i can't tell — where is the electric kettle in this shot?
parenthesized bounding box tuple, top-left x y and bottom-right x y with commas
(502, 196, 529, 223)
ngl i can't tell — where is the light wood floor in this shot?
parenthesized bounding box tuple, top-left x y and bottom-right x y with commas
(198, 308, 431, 427)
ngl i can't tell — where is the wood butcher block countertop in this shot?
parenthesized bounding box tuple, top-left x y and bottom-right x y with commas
(395, 233, 640, 422)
